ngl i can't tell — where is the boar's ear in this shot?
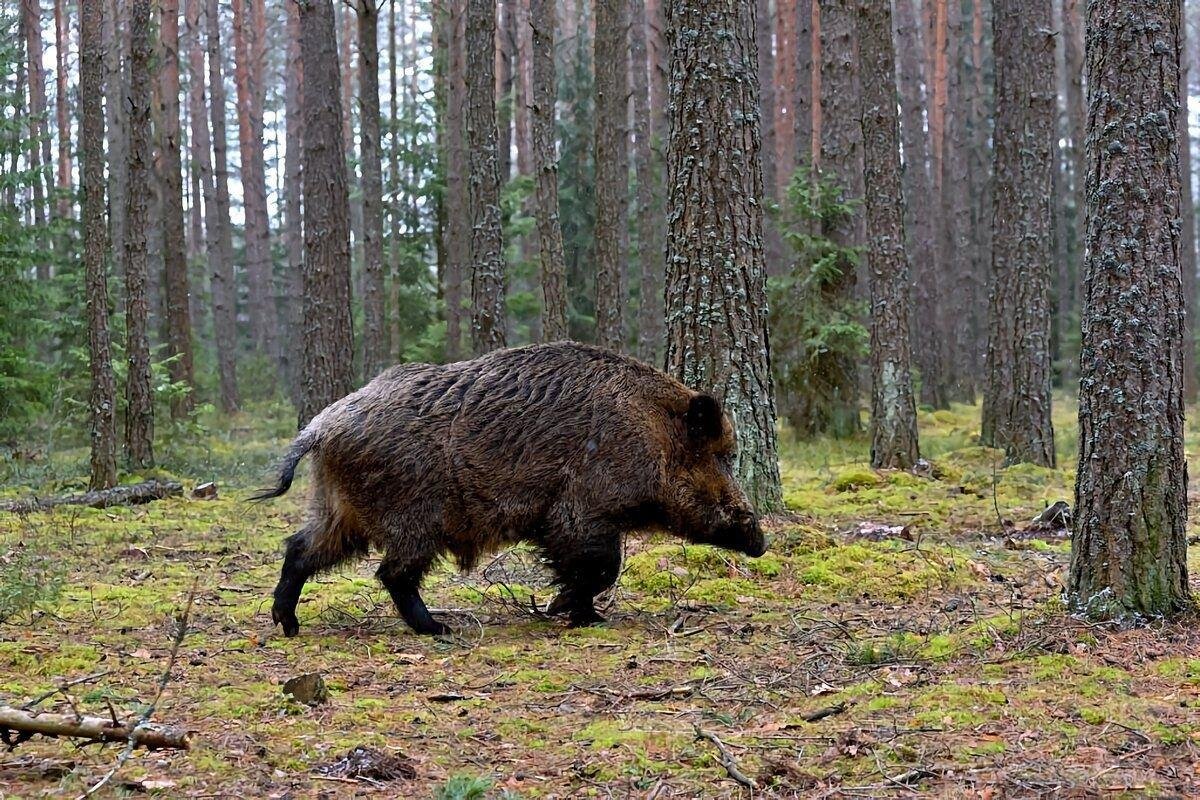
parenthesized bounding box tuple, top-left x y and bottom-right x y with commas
(685, 393, 724, 444)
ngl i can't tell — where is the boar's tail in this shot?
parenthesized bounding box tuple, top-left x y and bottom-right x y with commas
(248, 431, 318, 501)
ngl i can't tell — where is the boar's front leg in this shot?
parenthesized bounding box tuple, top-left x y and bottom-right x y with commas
(544, 522, 622, 627)
(377, 555, 449, 636)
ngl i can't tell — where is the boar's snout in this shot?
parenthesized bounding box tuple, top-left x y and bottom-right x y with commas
(716, 506, 767, 558)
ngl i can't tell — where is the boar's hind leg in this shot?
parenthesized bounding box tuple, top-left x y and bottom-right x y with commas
(377, 556, 448, 636)
(272, 527, 353, 637)
(544, 525, 622, 628)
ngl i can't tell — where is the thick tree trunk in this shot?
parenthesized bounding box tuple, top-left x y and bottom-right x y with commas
(466, 0, 508, 355)
(894, 0, 944, 408)
(814, 0, 862, 437)
(530, 0, 570, 342)
(299, 0, 356, 427)
(206, 0, 240, 413)
(159, 0, 196, 419)
(282, 0, 304, 403)
(53, 0, 71, 221)
(358, 0, 386, 380)
(858, 0, 920, 470)
(81, 0, 117, 489)
(233, 0, 279, 368)
(593, 0, 629, 352)
(124, 0, 155, 469)
(981, 0, 1055, 466)
(664, 0, 782, 512)
(1069, 0, 1191, 619)
(631, 0, 662, 362)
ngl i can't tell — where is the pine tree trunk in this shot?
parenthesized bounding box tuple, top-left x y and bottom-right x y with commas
(631, 0, 663, 362)
(968, 0, 993, 390)
(593, 0, 629, 352)
(443, 0, 469, 360)
(105, 0, 129, 289)
(774, 0, 796, 190)
(54, 0, 72, 221)
(756, 0, 784, 278)
(81, 0, 118, 489)
(1069, 0, 1191, 619)
(815, 0, 863, 437)
(1180, 16, 1197, 402)
(358, 0, 386, 379)
(981, 0, 1056, 466)
(233, 0, 279, 369)
(858, 0, 920, 470)
(894, 0, 945, 408)
(206, 0, 240, 413)
(466, 0, 508, 355)
(282, 0, 304, 403)
(664, 0, 782, 512)
(1063, 0, 1085, 348)
(530, 0, 570, 342)
(20, 0, 49, 272)
(159, 0, 196, 419)
(794, 0, 813, 171)
(496, 0, 515, 185)
(299, 0, 356, 427)
(124, 0, 155, 469)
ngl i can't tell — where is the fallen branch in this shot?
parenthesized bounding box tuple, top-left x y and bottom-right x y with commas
(2, 479, 183, 514)
(801, 701, 849, 722)
(0, 708, 191, 751)
(693, 726, 756, 790)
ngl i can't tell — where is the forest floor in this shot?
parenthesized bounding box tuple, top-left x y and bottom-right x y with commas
(1, 398, 1199, 798)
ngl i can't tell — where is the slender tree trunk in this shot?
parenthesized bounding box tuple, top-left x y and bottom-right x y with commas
(81, 0, 117, 489)
(943, 0, 975, 401)
(187, 0, 217, 390)
(593, 0, 629, 352)
(664, 0, 782, 512)
(815, 0, 863, 436)
(774, 0, 796, 189)
(1069, 0, 1191, 619)
(530, 0, 570, 342)
(389, 0, 401, 360)
(20, 0, 49, 270)
(105, 0, 129, 286)
(124, 0, 155, 468)
(968, 0, 993, 389)
(466, 0, 508, 354)
(443, 0, 469, 359)
(981, 0, 1056, 465)
(54, 0, 72, 221)
(810, 2, 821, 172)
(205, 0, 240, 412)
(794, 0, 813, 171)
(631, 0, 662, 361)
(1063, 0, 1085, 356)
(858, 0, 919, 469)
(756, 0, 784, 277)
(894, 0, 944, 408)
(496, 0, 515, 184)
(233, 0, 279, 368)
(282, 0, 304, 402)
(299, 0, 356, 427)
(1180, 14, 1198, 402)
(358, 0, 386, 379)
(158, 0, 196, 419)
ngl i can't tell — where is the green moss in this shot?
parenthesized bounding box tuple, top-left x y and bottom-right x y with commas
(831, 469, 881, 492)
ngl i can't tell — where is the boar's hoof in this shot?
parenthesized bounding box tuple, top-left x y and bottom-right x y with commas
(567, 608, 605, 628)
(410, 618, 451, 636)
(272, 607, 300, 638)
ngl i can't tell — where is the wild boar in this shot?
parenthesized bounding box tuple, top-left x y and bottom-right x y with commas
(253, 342, 766, 636)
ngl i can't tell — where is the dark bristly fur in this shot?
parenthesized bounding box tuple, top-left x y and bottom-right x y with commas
(257, 342, 767, 637)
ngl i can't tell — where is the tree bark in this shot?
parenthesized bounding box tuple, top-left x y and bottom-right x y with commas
(81, 0, 117, 489)
(442, 0, 469, 360)
(1069, 0, 1191, 619)
(774, 0, 797, 191)
(894, 0, 944, 408)
(1180, 14, 1197, 402)
(105, 0, 129, 290)
(496, 0, 516, 185)
(466, 0, 508, 354)
(233, 0, 279, 368)
(530, 0, 570, 342)
(815, 0, 863, 437)
(53, 0, 72, 221)
(358, 0, 386, 380)
(631, 0, 663, 361)
(206, 0, 240, 413)
(981, 0, 1056, 466)
(0, 707, 191, 750)
(299, 0, 356, 427)
(158, 0, 196, 419)
(1063, 0, 1085, 360)
(794, 0, 813, 172)
(20, 0, 49, 269)
(593, 0, 629, 352)
(857, 0, 919, 469)
(282, 0, 304, 402)
(664, 0, 783, 512)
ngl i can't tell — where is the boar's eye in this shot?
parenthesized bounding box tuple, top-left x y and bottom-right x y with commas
(685, 393, 725, 443)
